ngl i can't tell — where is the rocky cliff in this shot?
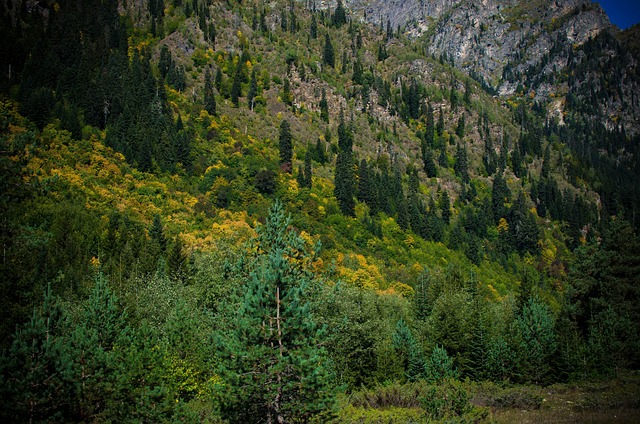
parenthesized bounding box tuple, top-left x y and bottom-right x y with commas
(328, 0, 638, 133)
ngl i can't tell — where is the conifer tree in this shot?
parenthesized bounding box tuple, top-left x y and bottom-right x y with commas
(230, 59, 243, 106)
(425, 345, 459, 382)
(436, 108, 444, 136)
(517, 296, 557, 384)
(332, 0, 347, 27)
(69, 273, 127, 420)
(0, 286, 73, 422)
(282, 77, 293, 106)
(217, 201, 335, 423)
(204, 69, 216, 115)
(320, 88, 329, 122)
(352, 56, 363, 85)
(423, 146, 437, 178)
(278, 119, 293, 172)
(454, 142, 469, 183)
(296, 165, 306, 188)
(214, 67, 223, 92)
(334, 112, 355, 216)
(150, 213, 167, 253)
(392, 319, 425, 382)
(310, 14, 318, 39)
(456, 115, 466, 138)
(304, 149, 313, 188)
(247, 67, 258, 110)
(440, 190, 451, 225)
(323, 34, 335, 68)
(314, 137, 327, 164)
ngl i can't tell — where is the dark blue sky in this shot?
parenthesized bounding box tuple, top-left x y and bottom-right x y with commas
(597, 1, 640, 29)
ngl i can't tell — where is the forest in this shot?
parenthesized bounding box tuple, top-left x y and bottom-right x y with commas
(1, 0, 639, 422)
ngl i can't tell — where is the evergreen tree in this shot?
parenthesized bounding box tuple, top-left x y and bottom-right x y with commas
(356, 159, 371, 204)
(204, 69, 216, 115)
(214, 67, 223, 92)
(279, 119, 293, 172)
(323, 34, 335, 68)
(454, 142, 469, 183)
(491, 172, 510, 223)
(314, 137, 328, 164)
(310, 14, 318, 39)
(304, 149, 313, 188)
(332, 0, 347, 28)
(507, 191, 539, 255)
(69, 273, 127, 420)
(320, 88, 329, 122)
(159, 45, 172, 80)
(334, 113, 355, 216)
(516, 296, 557, 384)
(423, 146, 437, 178)
(392, 319, 424, 382)
(436, 109, 444, 136)
(296, 165, 306, 188)
(352, 56, 363, 85)
(150, 213, 167, 253)
(425, 104, 435, 146)
(282, 77, 293, 106)
(0, 286, 73, 422)
(440, 190, 451, 225)
(541, 144, 551, 179)
(455, 115, 465, 138)
(230, 59, 243, 106)
(208, 22, 217, 47)
(247, 67, 258, 110)
(464, 80, 472, 105)
(217, 201, 335, 423)
(424, 345, 459, 382)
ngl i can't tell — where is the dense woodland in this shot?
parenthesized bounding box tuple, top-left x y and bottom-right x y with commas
(1, 0, 639, 422)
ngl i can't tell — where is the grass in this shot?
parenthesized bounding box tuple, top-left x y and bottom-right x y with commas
(486, 373, 640, 423)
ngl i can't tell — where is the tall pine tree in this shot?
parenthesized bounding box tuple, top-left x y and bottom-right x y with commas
(334, 112, 355, 216)
(217, 201, 335, 423)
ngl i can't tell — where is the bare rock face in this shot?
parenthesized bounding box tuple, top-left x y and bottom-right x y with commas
(332, 0, 637, 132)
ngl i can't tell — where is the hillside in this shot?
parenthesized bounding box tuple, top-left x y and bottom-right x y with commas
(1, 0, 639, 422)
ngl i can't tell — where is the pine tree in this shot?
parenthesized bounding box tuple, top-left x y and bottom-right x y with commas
(296, 165, 306, 188)
(247, 67, 258, 110)
(456, 115, 466, 138)
(282, 77, 293, 106)
(0, 286, 73, 422)
(352, 56, 363, 85)
(423, 146, 438, 178)
(440, 190, 451, 225)
(230, 59, 243, 106)
(436, 108, 444, 136)
(278, 119, 293, 172)
(204, 70, 216, 115)
(304, 149, 313, 188)
(214, 67, 223, 92)
(217, 201, 335, 423)
(516, 296, 557, 384)
(332, 0, 347, 28)
(491, 172, 511, 224)
(150, 213, 167, 253)
(69, 273, 127, 420)
(392, 319, 425, 382)
(314, 137, 327, 164)
(323, 34, 335, 68)
(310, 14, 318, 39)
(454, 142, 469, 183)
(424, 345, 459, 382)
(334, 112, 355, 216)
(319, 88, 329, 122)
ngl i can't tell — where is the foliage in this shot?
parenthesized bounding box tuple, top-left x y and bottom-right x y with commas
(216, 201, 336, 423)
